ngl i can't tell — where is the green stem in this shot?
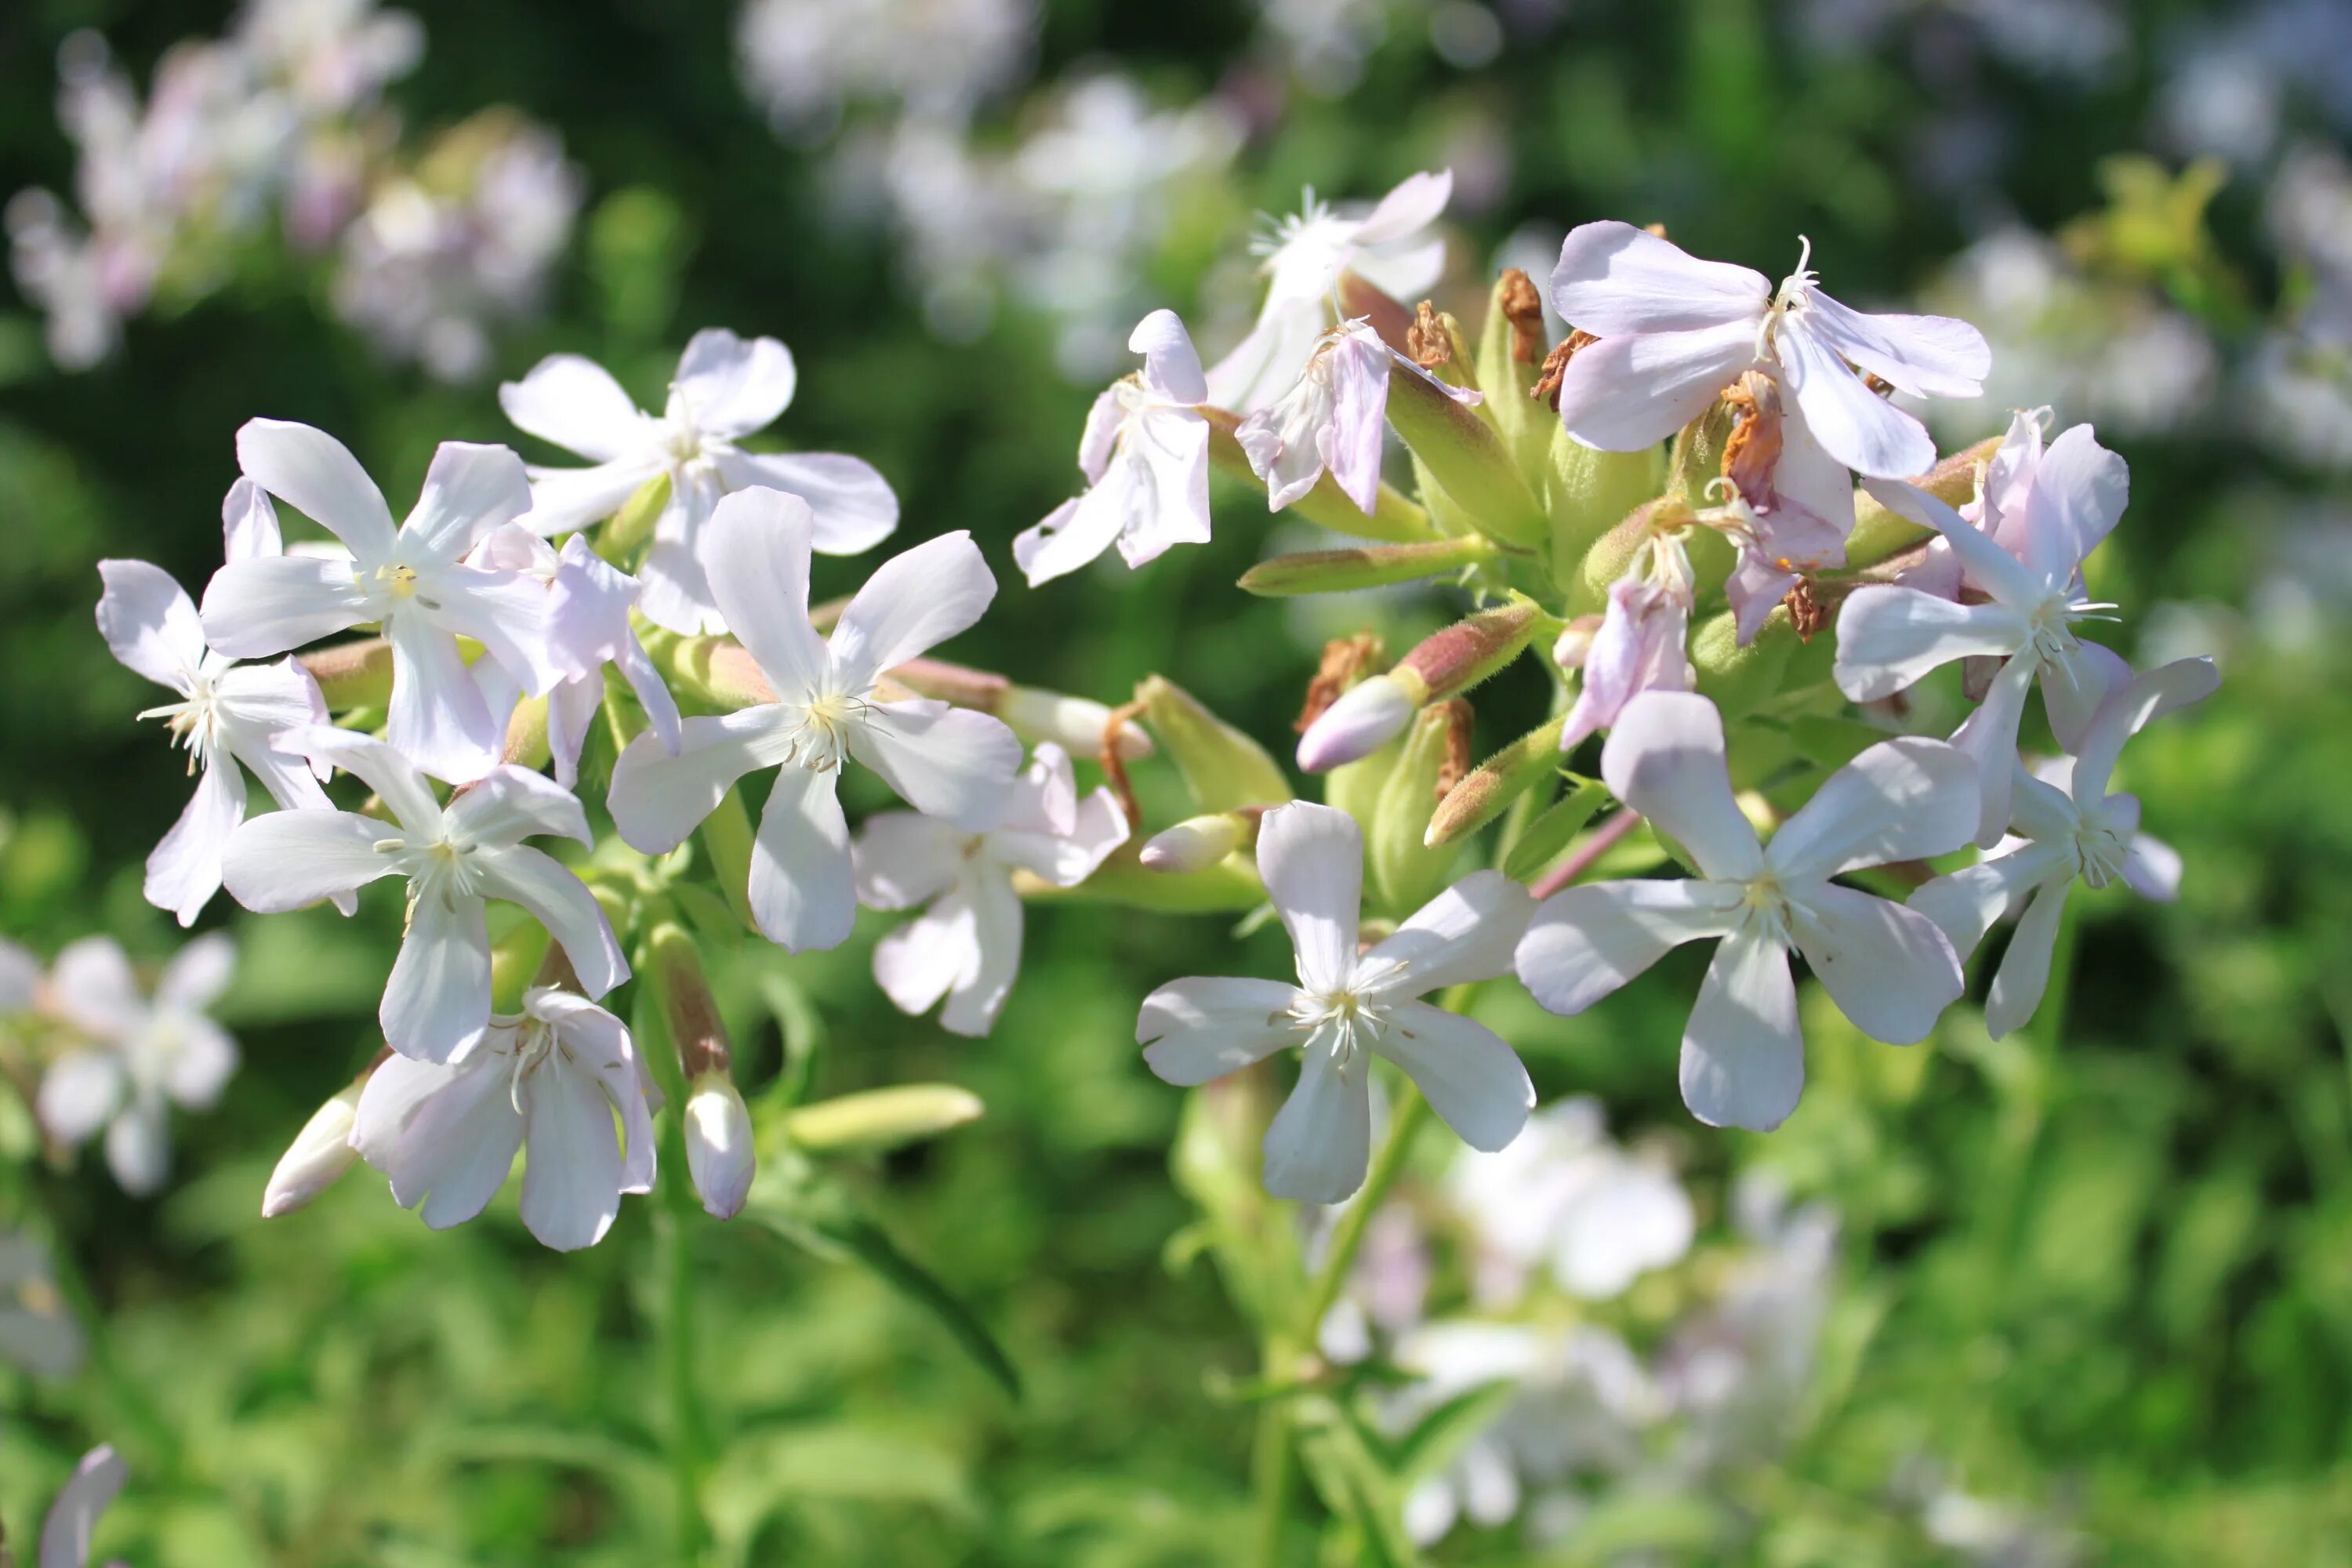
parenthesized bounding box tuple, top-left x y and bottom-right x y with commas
(633, 934, 711, 1566)
(1249, 1377, 1295, 1568)
(1295, 1086, 1429, 1341)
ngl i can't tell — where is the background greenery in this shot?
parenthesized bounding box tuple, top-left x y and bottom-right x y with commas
(0, 0, 2344, 1563)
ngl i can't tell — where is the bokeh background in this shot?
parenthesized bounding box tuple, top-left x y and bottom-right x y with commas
(0, 0, 2347, 1563)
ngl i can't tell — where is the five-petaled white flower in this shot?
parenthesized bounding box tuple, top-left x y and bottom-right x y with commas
(1014, 310, 1213, 586)
(608, 487, 1023, 953)
(1912, 657, 2216, 1039)
(468, 525, 683, 788)
(220, 727, 627, 1062)
(854, 742, 1129, 1036)
(1236, 316, 1481, 516)
(98, 534, 339, 926)
(1207, 170, 1454, 414)
(200, 420, 566, 783)
(37, 933, 239, 1196)
(1548, 221, 1989, 479)
(1515, 693, 1978, 1132)
(499, 328, 898, 633)
(1138, 801, 1537, 1204)
(1834, 424, 2129, 845)
(350, 985, 656, 1251)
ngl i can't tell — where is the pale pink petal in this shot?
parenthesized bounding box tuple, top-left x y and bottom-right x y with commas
(385, 613, 503, 784)
(1776, 315, 1936, 479)
(1951, 653, 2036, 848)
(1791, 882, 1962, 1045)
(1322, 327, 1391, 514)
(1549, 221, 1768, 335)
(873, 890, 975, 1020)
(105, 1095, 172, 1194)
(1013, 494, 1121, 587)
(1766, 736, 1981, 880)
(2122, 833, 2182, 902)
(223, 475, 282, 562)
(1831, 586, 2027, 702)
(1138, 976, 1301, 1084)
(1679, 927, 1802, 1131)
(520, 459, 660, 536)
(1258, 802, 1363, 994)
(353, 1050, 524, 1228)
(2071, 655, 2220, 805)
(39, 1444, 126, 1568)
(1860, 476, 2044, 609)
(96, 559, 201, 688)
(1599, 692, 1764, 882)
(281, 725, 443, 832)
(38, 1052, 123, 1147)
(1112, 409, 1212, 568)
(2041, 639, 2130, 755)
(938, 872, 1023, 1036)
(1553, 319, 1758, 452)
(446, 764, 591, 848)
(236, 419, 397, 562)
(1351, 169, 1454, 248)
(2019, 424, 2127, 589)
(1792, 289, 1990, 398)
(214, 660, 335, 804)
(1515, 880, 1744, 1016)
(162, 1013, 237, 1107)
(499, 353, 647, 461)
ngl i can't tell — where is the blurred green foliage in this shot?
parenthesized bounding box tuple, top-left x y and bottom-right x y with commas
(0, 0, 2346, 1563)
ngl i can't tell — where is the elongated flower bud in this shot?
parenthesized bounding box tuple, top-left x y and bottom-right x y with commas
(1547, 425, 1664, 590)
(684, 1073, 753, 1221)
(1136, 675, 1292, 811)
(1385, 366, 1549, 549)
(1238, 536, 1499, 597)
(1425, 713, 1570, 848)
(1297, 671, 1421, 771)
(1000, 686, 1153, 760)
(1370, 701, 1470, 913)
(261, 1065, 375, 1218)
(1141, 811, 1252, 873)
(1400, 600, 1544, 699)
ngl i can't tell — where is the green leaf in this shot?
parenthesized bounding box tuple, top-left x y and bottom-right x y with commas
(744, 1192, 1022, 1401)
(1501, 778, 1610, 882)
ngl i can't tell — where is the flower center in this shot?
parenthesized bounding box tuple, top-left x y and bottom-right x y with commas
(783, 690, 865, 773)
(135, 677, 221, 775)
(502, 1016, 567, 1112)
(1737, 872, 1794, 945)
(2072, 808, 2131, 890)
(1287, 985, 1390, 1064)
(382, 831, 482, 902)
(1758, 236, 1817, 361)
(659, 390, 726, 471)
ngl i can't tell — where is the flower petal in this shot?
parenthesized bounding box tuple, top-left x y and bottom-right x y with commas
(2019, 423, 2127, 589)
(851, 812, 968, 909)
(1012, 494, 1122, 588)
(520, 1059, 626, 1250)
(1679, 926, 1802, 1131)
(1776, 315, 1936, 478)
(1831, 586, 2026, 702)
(749, 764, 855, 953)
(1766, 736, 1981, 880)
(694, 485, 830, 699)
(1599, 691, 1764, 882)
(426, 564, 564, 698)
(1374, 1002, 1533, 1152)
(162, 1014, 238, 1107)
(675, 328, 798, 435)
(446, 764, 592, 848)
(713, 449, 898, 556)
(938, 869, 1023, 1037)
(474, 844, 628, 997)
(1351, 169, 1454, 248)
(220, 809, 397, 912)
(401, 442, 532, 562)
(1549, 221, 1768, 335)
(381, 888, 492, 1062)
(1262, 1046, 1372, 1203)
(145, 759, 245, 927)
(2123, 833, 2182, 902)
(38, 1444, 127, 1568)
(236, 418, 398, 561)
(215, 660, 335, 806)
(499, 353, 647, 462)
(1791, 290, 1990, 398)
(1910, 838, 2074, 960)
(1138, 976, 1301, 1084)
(1950, 652, 2036, 848)
(198, 554, 369, 659)
(353, 1049, 524, 1227)
(873, 889, 976, 1020)
(1257, 802, 1364, 994)
(830, 530, 998, 690)
(37, 1053, 122, 1147)
(104, 1095, 172, 1194)
(2070, 655, 2220, 806)
(386, 614, 503, 784)
(1552, 318, 1759, 452)
(1129, 307, 1209, 403)
(1365, 870, 1535, 997)
(223, 476, 282, 561)
(845, 700, 1022, 829)
(521, 459, 660, 536)
(607, 707, 796, 855)
(1113, 409, 1214, 569)
(1515, 879, 1744, 1016)
(96, 559, 202, 689)
(1986, 880, 2071, 1039)
(1860, 476, 2043, 609)
(1791, 881, 1963, 1044)
(987, 787, 1129, 887)
(283, 724, 443, 831)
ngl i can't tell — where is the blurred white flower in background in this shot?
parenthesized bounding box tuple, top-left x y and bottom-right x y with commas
(0, 1234, 87, 1381)
(735, 0, 1038, 139)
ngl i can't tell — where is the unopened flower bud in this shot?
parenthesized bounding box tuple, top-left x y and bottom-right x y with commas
(1397, 599, 1545, 701)
(1000, 686, 1152, 761)
(1552, 614, 1604, 670)
(1141, 811, 1250, 873)
(1385, 367, 1548, 549)
(1297, 671, 1423, 772)
(261, 1075, 368, 1218)
(684, 1072, 753, 1220)
(1425, 713, 1570, 848)
(1237, 536, 1501, 597)
(1370, 702, 1470, 913)
(1136, 675, 1292, 812)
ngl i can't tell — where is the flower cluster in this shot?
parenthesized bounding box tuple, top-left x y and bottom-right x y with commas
(6, 2, 577, 379)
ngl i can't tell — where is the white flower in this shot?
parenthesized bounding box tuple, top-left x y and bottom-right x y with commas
(0, 1235, 85, 1381)
(1014, 309, 1212, 586)
(1207, 170, 1454, 414)
(350, 986, 655, 1250)
(39, 1443, 127, 1568)
(1516, 693, 1977, 1132)
(1835, 425, 2131, 845)
(499, 328, 898, 633)
(200, 420, 566, 783)
(1548, 221, 1990, 477)
(466, 525, 683, 788)
(1446, 1098, 1695, 1304)
(1912, 658, 2217, 1037)
(97, 539, 338, 926)
(855, 742, 1128, 1036)
(37, 933, 238, 1195)
(1138, 802, 1536, 1203)
(1235, 318, 1390, 512)
(607, 488, 1023, 953)
(261, 1075, 364, 1218)
(1559, 528, 1697, 751)
(220, 727, 626, 1062)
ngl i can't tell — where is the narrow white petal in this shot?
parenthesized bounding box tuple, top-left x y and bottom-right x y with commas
(851, 811, 967, 909)
(1262, 1045, 1372, 1203)
(1791, 882, 1962, 1045)
(1257, 803, 1364, 994)
(1012, 494, 1123, 587)
(223, 474, 281, 561)
(104, 1096, 171, 1194)
(38, 1444, 127, 1568)
(1364, 870, 1535, 997)
(1831, 586, 2025, 701)
(386, 615, 503, 785)
(37, 1052, 123, 1147)
(697, 487, 829, 698)
(1599, 692, 1765, 882)
(1129, 308, 1209, 404)
(220, 810, 397, 912)
(1137, 976, 1301, 1085)
(380, 889, 492, 1063)
(521, 459, 660, 536)
(198, 555, 368, 659)
(499, 353, 647, 461)
(1553, 319, 1758, 452)
(445, 764, 591, 848)
(1766, 736, 1982, 880)
(674, 328, 797, 435)
(145, 760, 245, 927)
(236, 419, 398, 561)
(1911, 839, 2074, 960)
(1950, 654, 2036, 848)
(1679, 926, 1802, 1131)
(1986, 880, 2071, 1039)
(1373, 1002, 1533, 1152)
(1549, 221, 1768, 335)
(2070, 655, 2220, 806)
(474, 844, 628, 997)
(845, 701, 1022, 829)
(748, 764, 855, 953)
(1776, 316, 1936, 478)
(401, 442, 532, 562)
(520, 1063, 626, 1250)
(96, 559, 203, 688)
(1793, 290, 1990, 397)
(873, 892, 975, 1020)
(606, 707, 795, 855)
(1515, 880, 1744, 1016)
(829, 531, 998, 690)
(714, 449, 898, 556)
